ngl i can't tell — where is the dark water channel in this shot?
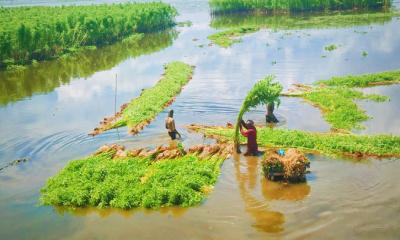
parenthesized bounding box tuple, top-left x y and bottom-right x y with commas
(0, 0, 400, 239)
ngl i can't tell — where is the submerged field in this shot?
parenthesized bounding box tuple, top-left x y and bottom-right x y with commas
(0, 2, 177, 69)
(1, 0, 400, 239)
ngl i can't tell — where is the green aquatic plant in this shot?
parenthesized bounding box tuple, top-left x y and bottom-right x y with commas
(234, 76, 283, 151)
(302, 87, 388, 131)
(0, 3, 177, 69)
(190, 125, 400, 158)
(209, 0, 392, 14)
(40, 151, 224, 209)
(283, 69, 400, 131)
(208, 27, 259, 47)
(91, 61, 194, 135)
(362, 50, 369, 57)
(324, 44, 338, 51)
(315, 69, 400, 87)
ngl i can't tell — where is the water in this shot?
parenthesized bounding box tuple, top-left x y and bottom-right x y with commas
(0, 1, 400, 239)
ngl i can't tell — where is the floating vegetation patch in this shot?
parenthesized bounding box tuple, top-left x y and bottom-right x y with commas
(208, 27, 259, 47)
(177, 21, 193, 27)
(283, 69, 400, 131)
(362, 50, 369, 57)
(209, 10, 399, 47)
(324, 44, 338, 51)
(315, 69, 400, 87)
(0, 3, 177, 69)
(302, 86, 388, 131)
(90, 61, 194, 136)
(0, 31, 178, 106)
(209, 0, 392, 14)
(40, 143, 233, 209)
(188, 124, 400, 159)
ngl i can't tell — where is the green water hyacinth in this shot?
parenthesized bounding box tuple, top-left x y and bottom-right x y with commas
(234, 76, 283, 151)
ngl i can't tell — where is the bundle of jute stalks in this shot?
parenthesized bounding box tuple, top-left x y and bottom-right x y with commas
(262, 148, 310, 182)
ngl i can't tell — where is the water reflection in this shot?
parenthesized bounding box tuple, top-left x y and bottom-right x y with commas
(0, 31, 178, 106)
(211, 10, 398, 30)
(233, 150, 311, 233)
(54, 204, 188, 218)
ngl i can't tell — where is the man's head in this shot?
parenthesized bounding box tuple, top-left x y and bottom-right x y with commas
(246, 120, 254, 127)
(168, 109, 174, 118)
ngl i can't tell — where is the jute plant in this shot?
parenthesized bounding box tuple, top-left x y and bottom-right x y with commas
(234, 75, 283, 152)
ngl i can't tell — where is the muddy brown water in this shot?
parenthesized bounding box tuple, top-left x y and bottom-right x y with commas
(0, 1, 400, 239)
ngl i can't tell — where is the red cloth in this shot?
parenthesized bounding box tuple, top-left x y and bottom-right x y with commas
(240, 126, 258, 154)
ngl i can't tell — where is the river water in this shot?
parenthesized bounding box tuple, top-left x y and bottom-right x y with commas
(0, 0, 400, 239)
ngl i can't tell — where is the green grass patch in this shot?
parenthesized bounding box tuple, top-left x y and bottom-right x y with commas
(40, 151, 224, 209)
(302, 87, 388, 130)
(92, 61, 194, 135)
(209, 0, 392, 14)
(316, 69, 400, 87)
(208, 26, 259, 47)
(191, 125, 400, 158)
(0, 2, 177, 69)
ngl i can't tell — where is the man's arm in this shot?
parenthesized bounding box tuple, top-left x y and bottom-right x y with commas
(240, 119, 248, 129)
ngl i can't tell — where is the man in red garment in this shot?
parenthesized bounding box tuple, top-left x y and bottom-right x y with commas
(239, 119, 259, 156)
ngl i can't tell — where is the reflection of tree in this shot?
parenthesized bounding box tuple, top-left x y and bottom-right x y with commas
(0, 30, 178, 106)
(233, 152, 311, 233)
(211, 11, 397, 30)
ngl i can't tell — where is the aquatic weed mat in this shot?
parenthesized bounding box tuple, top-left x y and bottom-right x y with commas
(283, 69, 400, 131)
(188, 124, 400, 159)
(90, 61, 194, 136)
(40, 148, 226, 209)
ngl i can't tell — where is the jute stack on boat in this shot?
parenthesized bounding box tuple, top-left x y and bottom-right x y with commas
(262, 149, 310, 182)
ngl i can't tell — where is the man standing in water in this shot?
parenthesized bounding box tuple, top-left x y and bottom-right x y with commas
(239, 119, 258, 156)
(165, 109, 181, 140)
